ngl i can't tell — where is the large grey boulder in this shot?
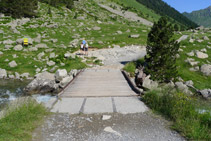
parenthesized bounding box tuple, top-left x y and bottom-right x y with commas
(35, 43, 48, 49)
(3, 39, 15, 45)
(200, 64, 211, 76)
(175, 82, 192, 95)
(14, 45, 23, 51)
(199, 89, 211, 99)
(9, 61, 17, 67)
(24, 71, 58, 94)
(196, 51, 208, 59)
(142, 75, 158, 90)
(0, 69, 7, 79)
(55, 69, 67, 82)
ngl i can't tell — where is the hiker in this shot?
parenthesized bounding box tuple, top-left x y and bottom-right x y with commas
(80, 43, 84, 55)
(85, 43, 89, 56)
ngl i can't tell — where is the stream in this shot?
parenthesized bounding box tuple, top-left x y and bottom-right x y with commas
(0, 79, 55, 110)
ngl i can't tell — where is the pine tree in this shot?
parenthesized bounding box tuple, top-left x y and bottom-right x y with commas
(144, 17, 179, 83)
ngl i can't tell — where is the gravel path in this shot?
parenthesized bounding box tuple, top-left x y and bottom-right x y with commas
(33, 113, 185, 141)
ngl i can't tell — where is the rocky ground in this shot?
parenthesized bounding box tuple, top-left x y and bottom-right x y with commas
(33, 113, 185, 141)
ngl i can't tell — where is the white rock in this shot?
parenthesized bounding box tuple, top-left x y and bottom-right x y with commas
(35, 43, 48, 49)
(142, 75, 158, 90)
(49, 53, 56, 58)
(0, 51, 3, 55)
(47, 61, 56, 66)
(196, 51, 208, 59)
(14, 45, 23, 51)
(187, 51, 194, 56)
(129, 34, 140, 38)
(28, 47, 38, 51)
(55, 69, 68, 82)
(60, 76, 73, 88)
(102, 115, 111, 120)
(9, 61, 17, 67)
(200, 64, 211, 76)
(21, 73, 30, 78)
(93, 26, 101, 30)
(0, 69, 7, 78)
(104, 127, 122, 137)
(37, 52, 45, 60)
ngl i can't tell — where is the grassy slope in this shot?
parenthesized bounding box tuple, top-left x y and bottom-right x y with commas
(0, 0, 149, 76)
(176, 30, 211, 89)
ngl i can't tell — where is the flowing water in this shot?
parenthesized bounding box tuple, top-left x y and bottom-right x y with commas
(0, 79, 55, 110)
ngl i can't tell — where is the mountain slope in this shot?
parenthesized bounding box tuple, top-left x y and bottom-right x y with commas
(183, 6, 211, 27)
(136, 0, 198, 29)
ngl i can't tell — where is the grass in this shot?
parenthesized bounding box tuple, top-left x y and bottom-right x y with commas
(143, 87, 211, 140)
(0, 97, 49, 141)
(175, 30, 211, 90)
(123, 58, 145, 77)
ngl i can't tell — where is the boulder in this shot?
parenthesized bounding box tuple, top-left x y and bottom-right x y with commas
(8, 75, 15, 79)
(28, 47, 38, 51)
(16, 38, 23, 44)
(93, 26, 101, 30)
(28, 38, 33, 45)
(0, 51, 3, 55)
(175, 82, 192, 95)
(142, 75, 158, 90)
(47, 61, 56, 66)
(69, 69, 78, 77)
(187, 51, 194, 56)
(35, 43, 48, 49)
(14, 45, 23, 51)
(200, 64, 211, 76)
(9, 61, 17, 67)
(0, 30, 3, 34)
(4, 45, 13, 49)
(24, 71, 58, 94)
(15, 72, 20, 79)
(3, 39, 15, 45)
(185, 80, 194, 87)
(64, 52, 75, 59)
(55, 69, 67, 82)
(49, 53, 56, 58)
(203, 36, 209, 41)
(60, 76, 73, 88)
(129, 34, 140, 38)
(0, 69, 7, 79)
(199, 89, 211, 99)
(196, 51, 208, 59)
(20, 73, 30, 79)
(37, 52, 45, 60)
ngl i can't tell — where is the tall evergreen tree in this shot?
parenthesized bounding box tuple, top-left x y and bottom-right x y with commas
(144, 17, 179, 83)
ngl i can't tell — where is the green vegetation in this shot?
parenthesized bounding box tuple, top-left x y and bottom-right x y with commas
(176, 31, 211, 89)
(0, 98, 49, 140)
(123, 62, 136, 77)
(0, 0, 38, 18)
(107, 0, 160, 22)
(143, 88, 211, 140)
(183, 6, 211, 27)
(145, 17, 179, 82)
(136, 0, 198, 29)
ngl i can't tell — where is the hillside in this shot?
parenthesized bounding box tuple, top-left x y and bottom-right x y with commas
(0, 0, 150, 77)
(136, 0, 198, 29)
(183, 6, 211, 27)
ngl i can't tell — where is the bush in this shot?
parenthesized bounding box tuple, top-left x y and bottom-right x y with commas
(143, 88, 211, 140)
(123, 62, 136, 77)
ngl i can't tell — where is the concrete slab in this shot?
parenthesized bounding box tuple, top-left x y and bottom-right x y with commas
(84, 97, 113, 114)
(114, 97, 148, 114)
(51, 98, 84, 114)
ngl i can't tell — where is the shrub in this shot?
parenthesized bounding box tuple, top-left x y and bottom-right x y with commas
(143, 88, 211, 140)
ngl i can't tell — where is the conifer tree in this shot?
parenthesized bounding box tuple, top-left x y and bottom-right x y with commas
(144, 17, 179, 83)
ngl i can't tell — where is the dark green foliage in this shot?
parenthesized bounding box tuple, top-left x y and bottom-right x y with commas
(145, 17, 179, 82)
(0, 0, 38, 18)
(39, 0, 74, 9)
(136, 0, 198, 29)
(183, 6, 211, 27)
(174, 24, 179, 31)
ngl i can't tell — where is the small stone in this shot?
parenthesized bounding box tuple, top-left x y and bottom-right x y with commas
(196, 51, 208, 59)
(14, 45, 23, 51)
(102, 115, 111, 120)
(93, 26, 101, 31)
(0, 68, 7, 78)
(9, 61, 17, 67)
(200, 64, 211, 76)
(0, 51, 3, 55)
(129, 34, 140, 38)
(47, 61, 56, 66)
